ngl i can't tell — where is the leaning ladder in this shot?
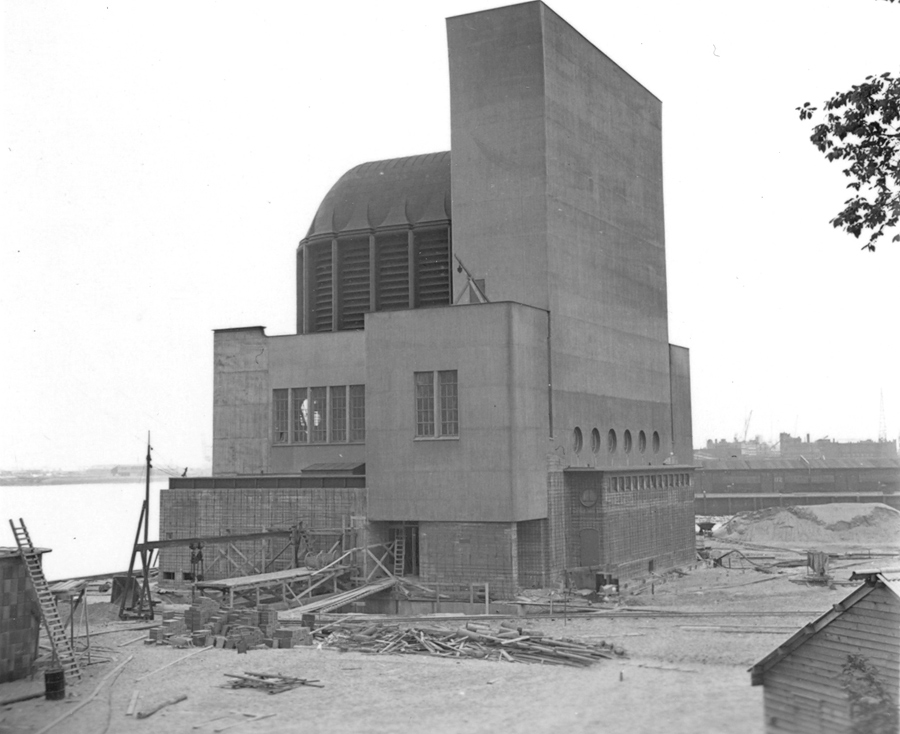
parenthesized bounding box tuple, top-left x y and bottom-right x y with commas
(9, 519, 83, 683)
(392, 537, 406, 577)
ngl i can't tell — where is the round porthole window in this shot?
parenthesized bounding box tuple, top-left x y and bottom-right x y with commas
(607, 429, 617, 453)
(572, 427, 583, 454)
(638, 430, 647, 453)
(623, 430, 632, 453)
(590, 428, 601, 454)
(652, 431, 660, 453)
(580, 488, 598, 507)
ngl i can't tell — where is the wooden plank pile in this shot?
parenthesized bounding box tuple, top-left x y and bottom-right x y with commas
(222, 671, 324, 694)
(317, 620, 625, 667)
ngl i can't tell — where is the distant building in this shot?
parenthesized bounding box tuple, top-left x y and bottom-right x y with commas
(701, 438, 775, 460)
(780, 433, 898, 461)
(159, 2, 695, 595)
(750, 568, 900, 734)
(694, 457, 900, 515)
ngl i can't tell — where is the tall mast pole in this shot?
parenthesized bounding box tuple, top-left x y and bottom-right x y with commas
(145, 432, 151, 545)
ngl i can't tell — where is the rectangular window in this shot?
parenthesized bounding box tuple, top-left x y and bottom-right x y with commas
(415, 372, 435, 437)
(349, 385, 365, 442)
(273, 389, 289, 444)
(309, 387, 328, 443)
(414, 369, 459, 439)
(291, 387, 308, 443)
(331, 386, 347, 442)
(438, 370, 458, 437)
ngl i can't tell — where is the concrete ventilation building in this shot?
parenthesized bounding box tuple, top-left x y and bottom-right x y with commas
(160, 1, 694, 596)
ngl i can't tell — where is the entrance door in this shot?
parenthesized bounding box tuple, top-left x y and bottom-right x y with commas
(579, 527, 600, 567)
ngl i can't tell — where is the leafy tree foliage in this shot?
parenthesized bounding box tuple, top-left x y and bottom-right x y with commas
(798, 62, 899, 251)
(839, 654, 899, 734)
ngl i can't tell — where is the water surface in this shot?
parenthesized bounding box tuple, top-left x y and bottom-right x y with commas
(1, 480, 167, 580)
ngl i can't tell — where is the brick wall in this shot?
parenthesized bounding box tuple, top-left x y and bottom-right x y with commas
(158, 486, 365, 584)
(419, 522, 517, 598)
(563, 470, 695, 581)
(0, 553, 41, 683)
(546, 455, 567, 587)
(516, 518, 549, 588)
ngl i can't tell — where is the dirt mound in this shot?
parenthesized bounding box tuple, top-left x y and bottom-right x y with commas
(714, 503, 900, 547)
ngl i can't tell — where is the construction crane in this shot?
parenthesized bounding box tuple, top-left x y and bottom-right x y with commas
(743, 411, 753, 443)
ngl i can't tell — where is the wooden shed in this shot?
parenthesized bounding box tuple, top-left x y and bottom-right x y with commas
(749, 569, 900, 734)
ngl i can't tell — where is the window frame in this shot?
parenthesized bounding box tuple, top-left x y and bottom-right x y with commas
(271, 384, 365, 445)
(414, 369, 459, 440)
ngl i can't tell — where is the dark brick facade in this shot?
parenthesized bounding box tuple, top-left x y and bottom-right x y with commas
(0, 551, 42, 683)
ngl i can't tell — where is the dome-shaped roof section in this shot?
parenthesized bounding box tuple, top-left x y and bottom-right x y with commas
(304, 151, 451, 239)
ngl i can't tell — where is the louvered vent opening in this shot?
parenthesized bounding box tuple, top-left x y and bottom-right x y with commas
(338, 237, 370, 330)
(376, 232, 410, 311)
(415, 227, 450, 307)
(309, 243, 333, 333)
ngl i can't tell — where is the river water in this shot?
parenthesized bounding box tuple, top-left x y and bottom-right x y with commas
(0, 480, 168, 581)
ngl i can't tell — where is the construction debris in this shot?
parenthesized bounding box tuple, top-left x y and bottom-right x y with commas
(136, 694, 188, 719)
(315, 620, 625, 667)
(221, 672, 323, 693)
(147, 603, 312, 650)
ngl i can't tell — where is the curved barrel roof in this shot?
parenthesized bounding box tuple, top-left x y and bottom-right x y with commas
(303, 151, 451, 240)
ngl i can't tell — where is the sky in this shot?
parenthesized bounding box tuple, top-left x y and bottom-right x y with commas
(2, 0, 898, 471)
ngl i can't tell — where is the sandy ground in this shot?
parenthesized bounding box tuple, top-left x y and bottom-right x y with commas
(4, 534, 897, 734)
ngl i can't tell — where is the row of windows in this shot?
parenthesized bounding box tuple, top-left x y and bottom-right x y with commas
(273, 385, 365, 444)
(609, 473, 691, 492)
(573, 427, 662, 455)
(415, 370, 458, 438)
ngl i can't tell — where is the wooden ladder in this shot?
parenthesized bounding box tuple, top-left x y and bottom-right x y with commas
(9, 519, 83, 683)
(392, 537, 405, 578)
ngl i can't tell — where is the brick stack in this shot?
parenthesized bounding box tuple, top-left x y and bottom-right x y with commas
(271, 627, 313, 649)
(0, 552, 42, 683)
(148, 602, 306, 651)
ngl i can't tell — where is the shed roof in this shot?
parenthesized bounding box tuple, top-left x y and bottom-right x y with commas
(303, 152, 451, 239)
(748, 573, 900, 685)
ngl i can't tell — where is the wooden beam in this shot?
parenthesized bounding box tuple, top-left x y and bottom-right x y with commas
(134, 530, 292, 553)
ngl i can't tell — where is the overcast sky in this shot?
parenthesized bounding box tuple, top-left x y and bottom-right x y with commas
(2, 0, 898, 471)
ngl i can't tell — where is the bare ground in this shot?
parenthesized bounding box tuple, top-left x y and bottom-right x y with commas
(0, 553, 891, 734)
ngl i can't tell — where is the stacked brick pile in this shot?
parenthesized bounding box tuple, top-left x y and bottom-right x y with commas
(147, 601, 312, 650)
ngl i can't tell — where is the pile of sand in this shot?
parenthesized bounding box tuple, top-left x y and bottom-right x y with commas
(714, 503, 900, 547)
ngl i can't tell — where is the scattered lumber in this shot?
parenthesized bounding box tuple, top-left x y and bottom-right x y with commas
(315, 621, 625, 667)
(125, 690, 140, 716)
(222, 672, 324, 694)
(136, 694, 187, 719)
(33, 655, 134, 734)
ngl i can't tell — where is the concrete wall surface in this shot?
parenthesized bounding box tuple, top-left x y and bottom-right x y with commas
(213, 327, 270, 475)
(447, 2, 550, 311)
(541, 5, 671, 467)
(669, 345, 693, 465)
(448, 2, 674, 470)
(268, 331, 366, 473)
(365, 301, 549, 522)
